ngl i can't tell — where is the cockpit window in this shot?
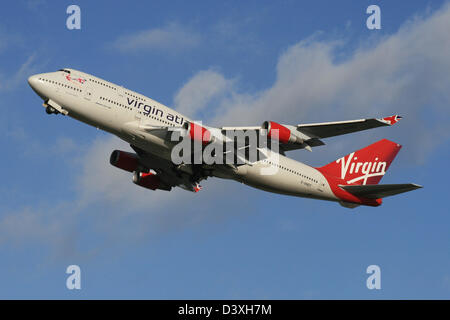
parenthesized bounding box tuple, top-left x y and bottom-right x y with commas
(58, 69, 71, 74)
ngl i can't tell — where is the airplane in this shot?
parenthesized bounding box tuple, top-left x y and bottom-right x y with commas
(28, 68, 422, 208)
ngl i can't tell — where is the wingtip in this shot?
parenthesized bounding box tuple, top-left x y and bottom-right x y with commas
(381, 115, 402, 125)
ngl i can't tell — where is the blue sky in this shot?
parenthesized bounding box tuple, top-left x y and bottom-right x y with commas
(0, 0, 449, 299)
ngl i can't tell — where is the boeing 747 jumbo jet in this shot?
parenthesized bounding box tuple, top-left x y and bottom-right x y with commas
(28, 68, 421, 208)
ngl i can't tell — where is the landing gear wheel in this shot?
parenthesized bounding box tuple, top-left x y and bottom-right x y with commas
(45, 106, 57, 114)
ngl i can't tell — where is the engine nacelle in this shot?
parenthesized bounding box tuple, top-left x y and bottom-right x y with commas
(133, 171, 161, 190)
(182, 121, 213, 145)
(110, 150, 139, 172)
(262, 121, 303, 144)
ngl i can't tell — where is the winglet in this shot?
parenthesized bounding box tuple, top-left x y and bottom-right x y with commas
(380, 115, 402, 125)
(194, 183, 203, 192)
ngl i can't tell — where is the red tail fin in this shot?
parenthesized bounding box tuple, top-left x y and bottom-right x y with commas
(318, 139, 401, 185)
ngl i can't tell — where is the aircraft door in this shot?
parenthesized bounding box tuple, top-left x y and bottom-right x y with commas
(83, 83, 93, 101)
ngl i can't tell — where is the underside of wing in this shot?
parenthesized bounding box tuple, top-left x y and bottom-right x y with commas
(339, 183, 422, 199)
(130, 145, 206, 192)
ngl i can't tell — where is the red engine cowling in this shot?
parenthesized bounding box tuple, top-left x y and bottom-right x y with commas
(133, 171, 161, 190)
(110, 150, 139, 172)
(262, 121, 301, 144)
(183, 121, 213, 145)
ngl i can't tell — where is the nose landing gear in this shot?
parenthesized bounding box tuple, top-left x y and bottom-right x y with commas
(45, 105, 59, 115)
(43, 99, 67, 115)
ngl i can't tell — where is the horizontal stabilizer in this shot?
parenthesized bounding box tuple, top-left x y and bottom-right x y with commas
(339, 183, 422, 199)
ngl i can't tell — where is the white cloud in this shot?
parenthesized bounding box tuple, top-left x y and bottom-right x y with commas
(112, 23, 201, 53)
(195, 4, 450, 164)
(174, 69, 233, 117)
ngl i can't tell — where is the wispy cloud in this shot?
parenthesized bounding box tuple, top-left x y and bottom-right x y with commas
(0, 27, 19, 54)
(0, 54, 39, 91)
(7, 126, 78, 156)
(25, 0, 47, 11)
(0, 26, 37, 92)
(0, 204, 82, 260)
(0, 131, 253, 256)
(111, 23, 201, 53)
(211, 15, 265, 55)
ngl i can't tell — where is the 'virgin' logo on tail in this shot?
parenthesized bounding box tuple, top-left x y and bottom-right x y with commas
(337, 152, 387, 185)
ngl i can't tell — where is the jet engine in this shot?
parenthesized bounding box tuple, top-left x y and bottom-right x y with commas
(132, 171, 161, 190)
(182, 121, 213, 145)
(262, 121, 303, 144)
(110, 150, 139, 172)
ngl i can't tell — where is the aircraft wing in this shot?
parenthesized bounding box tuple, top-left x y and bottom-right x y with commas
(296, 115, 402, 139)
(221, 115, 402, 152)
(131, 115, 402, 156)
(339, 183, 422, 199)
(130, 145, 205, 192)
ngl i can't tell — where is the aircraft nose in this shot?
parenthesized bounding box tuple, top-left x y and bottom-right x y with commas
(27, 75, 39, 89)
(28, 74, 48, 100)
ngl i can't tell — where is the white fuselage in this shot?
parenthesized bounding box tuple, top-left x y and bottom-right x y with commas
(28, 69, 339, 203)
